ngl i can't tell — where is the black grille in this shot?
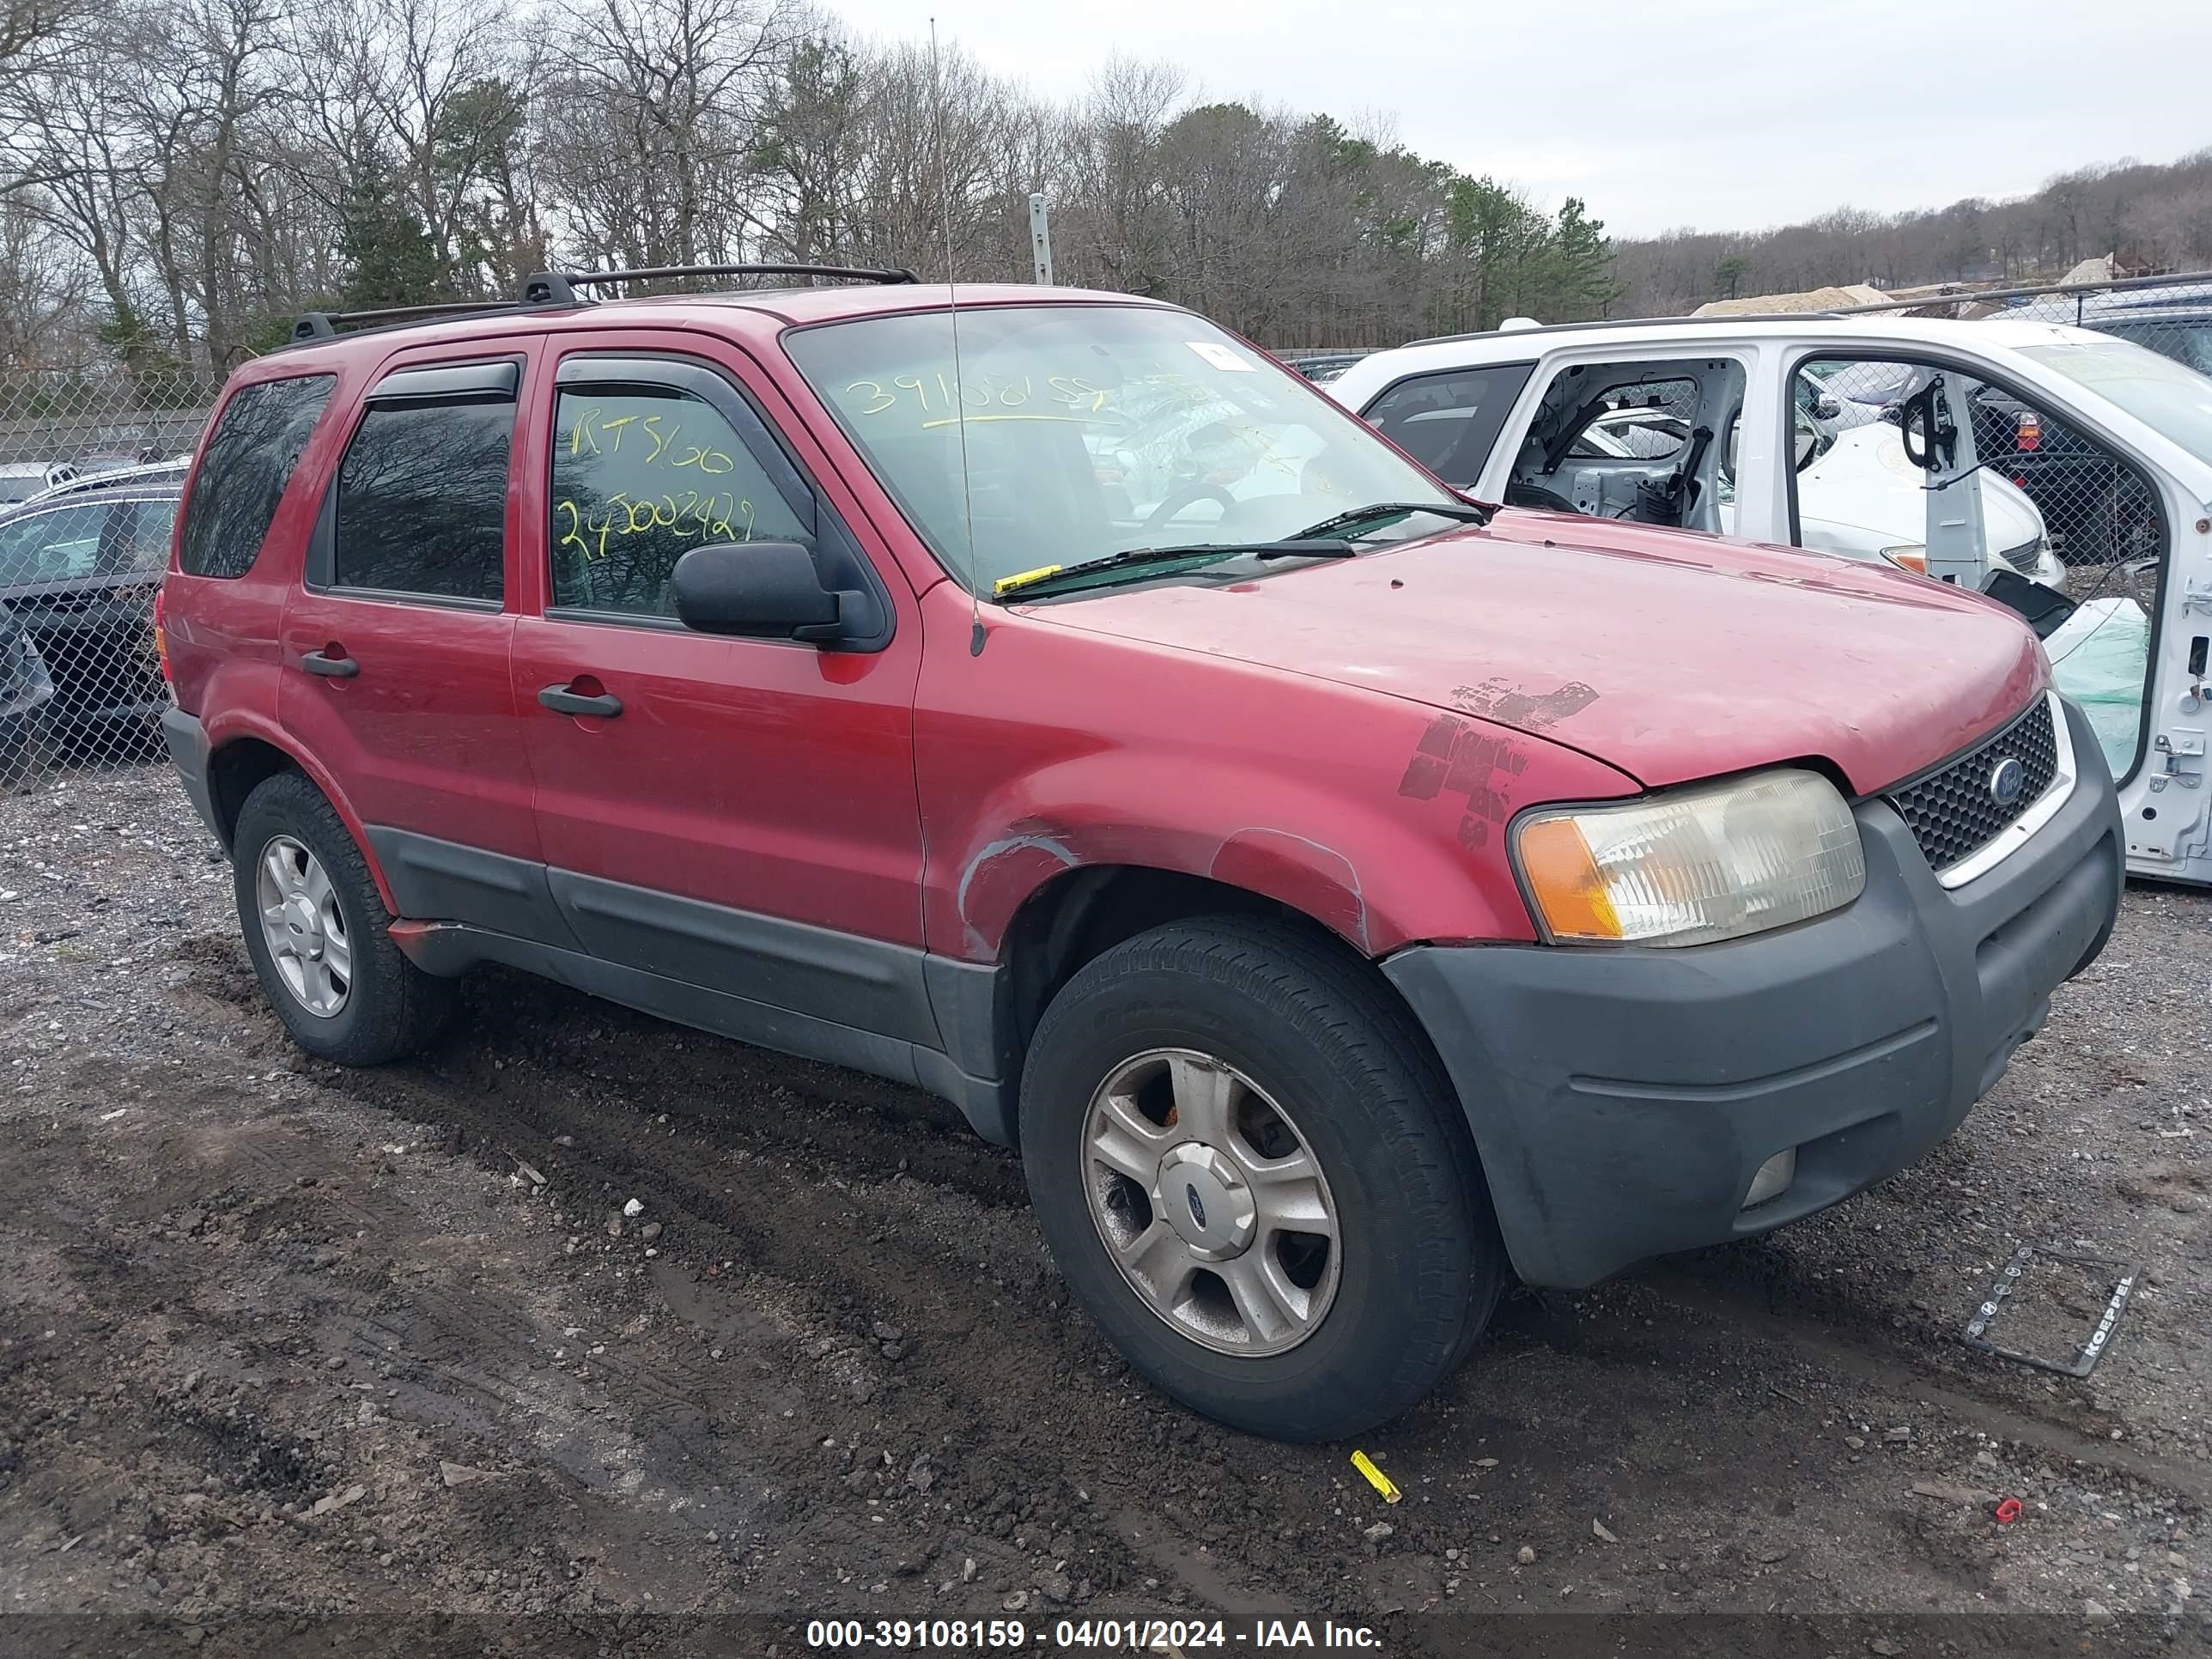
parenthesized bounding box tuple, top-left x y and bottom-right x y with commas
(1884, 697, 2059, 874)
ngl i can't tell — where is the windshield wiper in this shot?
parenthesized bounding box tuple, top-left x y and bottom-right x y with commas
(1289, 499, 1492, 540)
(993, 538, 1356, 600)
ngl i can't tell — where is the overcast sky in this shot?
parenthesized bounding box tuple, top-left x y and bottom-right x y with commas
(831, 0, 2211, 238)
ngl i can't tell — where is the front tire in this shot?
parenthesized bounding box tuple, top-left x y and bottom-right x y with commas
(1020, 916, 1504, 1440)
(232, 770, 458, 1066)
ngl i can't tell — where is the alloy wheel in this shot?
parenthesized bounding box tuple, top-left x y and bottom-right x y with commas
(254, 835, 351, 1018)
(1081, 1048, 1340, 1356)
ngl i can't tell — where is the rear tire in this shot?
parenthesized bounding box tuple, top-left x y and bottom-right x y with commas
(1020, 915, 1504, 1441)
(232, 770, 458, 1066)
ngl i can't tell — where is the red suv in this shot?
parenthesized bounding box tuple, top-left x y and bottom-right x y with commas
(160, 268, 2124, 1440)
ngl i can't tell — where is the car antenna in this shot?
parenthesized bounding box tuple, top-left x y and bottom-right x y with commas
(931, 17, 986, 658)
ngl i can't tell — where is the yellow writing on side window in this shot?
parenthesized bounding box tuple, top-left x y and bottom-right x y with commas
(554, 489, 756, 563)
(564, 404, 736, 474)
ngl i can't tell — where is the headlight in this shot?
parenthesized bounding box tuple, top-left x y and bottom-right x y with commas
(1513, 769, 1866, 946)
(1998, 536, 2064, 591)
(1879, 544, 1926, 574)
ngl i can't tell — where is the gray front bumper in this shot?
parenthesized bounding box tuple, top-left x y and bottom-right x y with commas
(1384, 696, 2124, 1289)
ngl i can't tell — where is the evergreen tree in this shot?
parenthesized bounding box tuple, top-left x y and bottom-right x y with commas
(340, 154, 446, 311)
(1547, 198, 1621, 319)
(96, 297, 190, 404)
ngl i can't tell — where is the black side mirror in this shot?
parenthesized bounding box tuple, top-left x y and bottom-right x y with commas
(671, 542, 858, 645)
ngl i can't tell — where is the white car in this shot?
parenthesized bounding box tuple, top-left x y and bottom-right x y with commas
(1329, 313, 2212, 884)
(1571, 405, 2065, 587)
(0, 462, 80, 504)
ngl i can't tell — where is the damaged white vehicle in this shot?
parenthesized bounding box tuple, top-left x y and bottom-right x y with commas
(1571, 402, 2066, 587)
(1330, 316, 2212, 884)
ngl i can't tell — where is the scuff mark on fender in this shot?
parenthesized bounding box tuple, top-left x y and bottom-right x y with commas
(957, 832, 1079, 954)
(1211, 828, 1369, 955)
(1399, 714, 1533, 853)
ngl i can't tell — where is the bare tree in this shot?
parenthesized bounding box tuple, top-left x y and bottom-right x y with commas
(12, 0, 2210, 376)
(539, 0, 794, 270)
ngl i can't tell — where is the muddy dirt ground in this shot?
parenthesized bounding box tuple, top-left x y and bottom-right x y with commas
(1, 766, 2206, 1656)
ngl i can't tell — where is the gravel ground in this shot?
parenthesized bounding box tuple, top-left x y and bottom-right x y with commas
(0, 764, 2205, 1656)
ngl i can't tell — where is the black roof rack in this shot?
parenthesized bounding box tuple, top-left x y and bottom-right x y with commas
(520, 263, 920, 305)
(283, 262, 920, 351)
(289, 298, 522, 342)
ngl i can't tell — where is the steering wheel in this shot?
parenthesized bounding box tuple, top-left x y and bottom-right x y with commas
(1143, 483, 1237, 534)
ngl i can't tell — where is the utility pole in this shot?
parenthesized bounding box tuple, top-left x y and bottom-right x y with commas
(1030, 193, 1054, 285)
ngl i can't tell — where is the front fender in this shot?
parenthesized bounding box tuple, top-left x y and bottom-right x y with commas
(913, 584, 1644, 964)
(932, 740, 1636, 962)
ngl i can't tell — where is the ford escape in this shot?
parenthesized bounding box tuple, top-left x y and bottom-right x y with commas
(161, 268, 2124, 1440)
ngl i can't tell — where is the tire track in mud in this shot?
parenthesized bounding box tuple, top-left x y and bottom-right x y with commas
(1636, 1264, 2212, 1507)
(380, 964, 2210, 1516)
(0, 1100, 596, 1604)
(3, 1073, 890, 1613)
(315, 1030, 1211, 1609)
(146, 931, 2212, 1628)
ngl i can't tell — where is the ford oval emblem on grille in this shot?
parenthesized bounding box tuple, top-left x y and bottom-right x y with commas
(1988, 757, 2027, 807)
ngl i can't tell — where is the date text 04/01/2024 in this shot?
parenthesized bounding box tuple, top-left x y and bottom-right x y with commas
(801, 1617, 1382, 1650)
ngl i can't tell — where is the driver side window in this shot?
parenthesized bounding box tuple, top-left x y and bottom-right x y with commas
(550, 383, 808, 617)
(1360, 363, 1535, 486)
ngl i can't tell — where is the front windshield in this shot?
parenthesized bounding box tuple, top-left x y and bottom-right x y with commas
(786, 305, 1457, 592)
(2021, 337, 2212, 465)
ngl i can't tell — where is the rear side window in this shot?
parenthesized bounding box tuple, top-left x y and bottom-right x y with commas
(331, 400, 514, 601)
(0, 499, 171, 591)
(0, 503, 110, 589)
(179, 374, 336, 578)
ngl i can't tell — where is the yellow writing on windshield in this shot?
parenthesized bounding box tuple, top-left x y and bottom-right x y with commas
(842, 372, 1118, 420)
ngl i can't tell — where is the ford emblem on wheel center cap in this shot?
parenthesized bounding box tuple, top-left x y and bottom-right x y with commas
(1988, 757, 2027, 808)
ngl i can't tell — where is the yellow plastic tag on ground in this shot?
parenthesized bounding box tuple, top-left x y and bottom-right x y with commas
(1350, 1449, 1401, 1504)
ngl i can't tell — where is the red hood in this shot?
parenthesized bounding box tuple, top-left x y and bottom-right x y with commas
(1023, 511, 2045, 796)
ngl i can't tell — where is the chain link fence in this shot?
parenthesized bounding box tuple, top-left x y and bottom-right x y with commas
(0, 368, 213, 793)
(1838, 270, 2210, 572)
